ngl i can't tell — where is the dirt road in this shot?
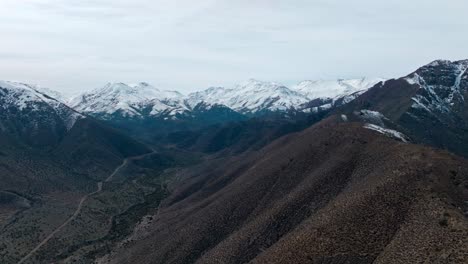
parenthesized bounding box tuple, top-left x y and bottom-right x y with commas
(17, 151, 156, 264)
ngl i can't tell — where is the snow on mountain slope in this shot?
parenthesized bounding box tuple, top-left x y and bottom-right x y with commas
(187, 78, 384, 115)
(34, 86, 68, 103)
(11, 77, 385, 123)
(292, 78, 385, 100)
(0, 80, 82, 129)
(364, 123, 408, 143)
(405, 59, 468, 114)
(337, 59, 468, 158)
(69, 82, 188, 119)
(187, 79, 310, 114)
(186, 87, 227, 108)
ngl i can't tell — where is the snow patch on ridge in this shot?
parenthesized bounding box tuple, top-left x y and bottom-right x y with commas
(341, 114, 348, 122)
(405, 73, 423, 86)
(355, 109, 388, 127)
(364, 124, 408, 143)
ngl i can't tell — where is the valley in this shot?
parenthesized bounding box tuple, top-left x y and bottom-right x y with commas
(0, 60, 467, 263)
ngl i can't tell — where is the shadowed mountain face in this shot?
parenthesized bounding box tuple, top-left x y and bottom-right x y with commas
(53, 118, 151, 180)
(0, 84, 151, 194)
(101, 117, 468, 264)
(154, 111, 329, 155)
(0, 82, 144, 198)
(98, 102, 248, 143)
(341, 60, 468, 157)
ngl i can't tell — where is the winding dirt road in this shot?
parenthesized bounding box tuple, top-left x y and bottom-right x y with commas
(17, 151, 156, 264)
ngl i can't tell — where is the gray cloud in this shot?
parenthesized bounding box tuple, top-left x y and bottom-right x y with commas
(0, 0, 467, 95)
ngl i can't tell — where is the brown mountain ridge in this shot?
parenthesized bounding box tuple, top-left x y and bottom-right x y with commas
(100, 116, 468, 264)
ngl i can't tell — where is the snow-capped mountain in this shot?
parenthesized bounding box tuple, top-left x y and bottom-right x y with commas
(187, 78, 385, 116)
(0, 80, 82, 130)
(404, 59, 468, 114)
(339, 59, 468, 157)
(292, 78, 385, 100)
(291, 78, 385, 113)
(34, 86, 68, 103)
(69, 78, 384, 120)
(0, 80, 84, 148)
(69, 82, 188, 119)
(187, 79, 310, 114)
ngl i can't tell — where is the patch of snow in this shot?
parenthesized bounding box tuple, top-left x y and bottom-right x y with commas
(320, 103, 332, 110)
(405, 73, 423, 86)
(411, 96, 432, 112)
(356, 109, 387, 127)
(364, 123, 408, 143)
(339, 90, 367, 105)
(341, 114, 348, 122)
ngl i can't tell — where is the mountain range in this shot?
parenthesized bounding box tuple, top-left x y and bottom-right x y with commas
(30, 77, 382, 142)
(0, 60, 467, 263)
(64, 77, 383, 118)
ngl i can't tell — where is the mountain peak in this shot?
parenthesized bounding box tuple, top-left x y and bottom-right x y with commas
(427, 59, 453, 67)
(187, 80, 307, 114)
(0, 80, 63, 107)
(185, 77, 384, 115)
(69, 82, 186, 118)
(0, 80, 82, 130)
(423, 59, 468, 69)
(403, 59, 468, 115)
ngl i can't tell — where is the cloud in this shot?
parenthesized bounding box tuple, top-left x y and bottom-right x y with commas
(0, 0, 467, 94)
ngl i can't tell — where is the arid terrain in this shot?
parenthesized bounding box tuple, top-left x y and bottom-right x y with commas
(97, 117, 468, 264)
(1, 59, 468, 264)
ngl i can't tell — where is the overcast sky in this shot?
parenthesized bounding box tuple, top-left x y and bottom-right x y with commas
(0, 0, 467, 95)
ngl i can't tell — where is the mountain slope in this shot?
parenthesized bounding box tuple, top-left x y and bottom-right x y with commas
(100, 116, 468, 264)
(155, 112, 328, 155)
(340, 59, 468, 157)
(0, 79, 151, 195)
